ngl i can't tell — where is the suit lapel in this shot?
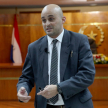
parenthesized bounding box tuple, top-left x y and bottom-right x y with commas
(60, 29, 71, 82)
(39, 36, 48, 85)
(39, 29, 73, 84)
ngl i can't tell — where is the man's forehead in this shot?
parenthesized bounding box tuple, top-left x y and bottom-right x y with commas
(41, 9, 56, 18)
(41, 7, 59, 16)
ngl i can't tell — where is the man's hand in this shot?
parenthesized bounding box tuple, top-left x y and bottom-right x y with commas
(17, 87, 31, 103)
(37, 85, 58, 99)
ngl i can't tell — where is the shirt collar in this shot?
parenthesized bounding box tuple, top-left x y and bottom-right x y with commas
(47, 29, 64, 46)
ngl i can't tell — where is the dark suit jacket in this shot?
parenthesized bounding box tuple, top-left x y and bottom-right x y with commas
(17, 29, 95, 108)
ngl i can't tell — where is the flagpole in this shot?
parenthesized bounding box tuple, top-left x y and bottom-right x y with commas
(15, 7, 19, 18)
(15, 7, 17, 15)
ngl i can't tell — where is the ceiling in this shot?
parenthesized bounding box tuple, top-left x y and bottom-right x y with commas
(0, 0, 108, 8)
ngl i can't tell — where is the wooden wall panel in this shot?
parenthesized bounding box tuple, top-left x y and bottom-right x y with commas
(0, 79, 35, 100)
(0, 63, 35, 100)
(88, 65, 108, 100)
(30, 14, 46, 43)
(89, 79, 108, 101)
(0, 14, 31, 63)
(17, 14, 31, 63)
(0, 15, 13, 63)
(30, 26, 46, 43)
(63, 12, 108, 56)
(18, 26, 30, 63)
(0, 12, 108, 63)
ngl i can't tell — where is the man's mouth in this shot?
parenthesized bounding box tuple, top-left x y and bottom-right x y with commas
(46, 28, 52, 32)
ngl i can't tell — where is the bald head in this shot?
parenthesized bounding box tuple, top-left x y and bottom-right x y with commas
(41, 4, 63, 18)
(41, 4, 66, 38)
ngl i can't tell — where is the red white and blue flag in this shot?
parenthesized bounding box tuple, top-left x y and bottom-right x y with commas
(10, 15, 22, 63)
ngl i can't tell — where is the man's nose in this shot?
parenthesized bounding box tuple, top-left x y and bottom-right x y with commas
(46, 20, 50, 26)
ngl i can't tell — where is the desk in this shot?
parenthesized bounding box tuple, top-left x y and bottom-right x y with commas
(0, 63, 35, 100)
(0, 63, 108, 100)
(89, 64, 108, 100)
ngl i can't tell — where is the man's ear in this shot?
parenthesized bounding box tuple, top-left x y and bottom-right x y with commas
(62, 16, 66, 24)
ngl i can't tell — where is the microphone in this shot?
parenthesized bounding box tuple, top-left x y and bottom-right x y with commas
(45, 48, 49, 53)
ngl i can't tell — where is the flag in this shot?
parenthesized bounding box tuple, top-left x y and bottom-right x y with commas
(10, 15, 22, 63)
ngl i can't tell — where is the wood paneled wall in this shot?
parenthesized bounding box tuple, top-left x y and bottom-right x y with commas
(0, 12, 108, 63)
(0, 11, 108, 63)
(0, 14, 31, 63)
(88, 65, 108, 101)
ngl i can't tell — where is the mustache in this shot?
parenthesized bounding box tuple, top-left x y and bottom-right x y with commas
(46, 26, 53, 30)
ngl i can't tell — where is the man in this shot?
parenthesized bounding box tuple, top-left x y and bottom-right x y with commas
(17, 4, 95, 108)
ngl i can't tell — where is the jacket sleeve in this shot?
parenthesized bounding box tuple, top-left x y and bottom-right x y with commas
(59, 36, 95, 100)
(17, 45, 34, 95)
